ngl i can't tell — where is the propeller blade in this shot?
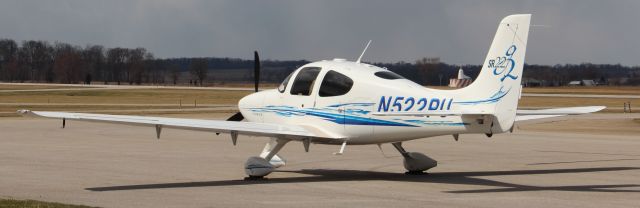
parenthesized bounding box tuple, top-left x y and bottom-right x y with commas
(254, 51, 260, 92)
(227, 112, 244, 121)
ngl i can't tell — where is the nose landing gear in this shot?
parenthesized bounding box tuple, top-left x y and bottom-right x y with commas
(391, 142, 437, 175)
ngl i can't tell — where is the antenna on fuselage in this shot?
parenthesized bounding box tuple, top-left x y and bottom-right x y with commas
(355, 40, 372, 63)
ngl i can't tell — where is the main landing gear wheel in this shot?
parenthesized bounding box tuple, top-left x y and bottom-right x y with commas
(391, 142, 437, 175)
(244, 157, 273, 180)
(243, 138, 289, 180)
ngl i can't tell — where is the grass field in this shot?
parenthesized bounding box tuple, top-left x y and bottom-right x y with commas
(522, 86, 640, 95)
(431, 86, 639, 112)
(0, 89, 251, 104)
(0, 198, 96, 208)
(0, 88, 250, 117)
(424, 85, 640, 95)
(0, 85, 638, 117)
(0, 84, 92, 91)
(520, 86, 639, 112)
(519, 97, 639, 112)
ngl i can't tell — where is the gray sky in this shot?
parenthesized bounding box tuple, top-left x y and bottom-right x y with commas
(1, 0, 639, 65)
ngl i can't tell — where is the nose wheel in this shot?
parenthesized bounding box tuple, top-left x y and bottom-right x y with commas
(391, 142, 437, 174)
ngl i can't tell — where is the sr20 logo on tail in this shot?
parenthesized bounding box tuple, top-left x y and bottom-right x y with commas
(488, 45, 518, 82)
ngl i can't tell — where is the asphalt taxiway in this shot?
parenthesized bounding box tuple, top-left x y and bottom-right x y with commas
(1, 113, 639, 207)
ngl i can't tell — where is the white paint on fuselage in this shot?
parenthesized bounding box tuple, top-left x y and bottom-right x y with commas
(239, 60, 492, 145)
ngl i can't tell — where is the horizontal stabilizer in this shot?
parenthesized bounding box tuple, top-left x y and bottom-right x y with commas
(515, 106, 605, 122)
(516, 106, 606, 115)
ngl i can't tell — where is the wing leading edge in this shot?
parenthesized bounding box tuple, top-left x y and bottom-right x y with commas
(17, 110, 341, 140)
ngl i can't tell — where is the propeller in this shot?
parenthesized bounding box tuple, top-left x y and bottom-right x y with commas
(227, 51, 260, 122)
(254, 51, 260, 92)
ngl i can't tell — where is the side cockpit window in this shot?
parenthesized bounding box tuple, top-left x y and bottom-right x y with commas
(290, 67, 321, 96)
(374, 71, 405, 80)
(278, 72, 293, 93)
(319, 70, 353, 97)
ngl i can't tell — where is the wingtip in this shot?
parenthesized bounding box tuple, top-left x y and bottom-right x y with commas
(16, 109, 31, 115)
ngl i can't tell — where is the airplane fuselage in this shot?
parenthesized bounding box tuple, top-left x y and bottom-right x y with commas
(239, 60, 494, 145)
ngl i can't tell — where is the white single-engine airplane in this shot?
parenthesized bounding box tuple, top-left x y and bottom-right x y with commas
(18, 14, 604, 178)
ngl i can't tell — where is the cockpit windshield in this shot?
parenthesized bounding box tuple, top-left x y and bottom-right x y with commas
(277, 72, 293, 93)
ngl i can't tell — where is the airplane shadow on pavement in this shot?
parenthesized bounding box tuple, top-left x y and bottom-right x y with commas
(86, 166, 640, 193)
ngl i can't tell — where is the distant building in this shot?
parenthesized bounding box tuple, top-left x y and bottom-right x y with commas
(568, 80, 597, 86)
(582, 80, 597, 86)
(568, 81, 581, 86)
(523, 78, 543, 87)
(448, 68, 473, 88)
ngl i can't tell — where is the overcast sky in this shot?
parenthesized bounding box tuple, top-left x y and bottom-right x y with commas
(1, 0, 638, 65)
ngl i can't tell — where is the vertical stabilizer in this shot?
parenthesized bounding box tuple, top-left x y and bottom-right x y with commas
(454, 14, 531, 133)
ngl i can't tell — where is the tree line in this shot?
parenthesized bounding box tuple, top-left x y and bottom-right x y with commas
(0, 39, 165, 85)
(1, 38, 639, 86)
(0, 38, 309, 86)
(378, 62, 640, 86)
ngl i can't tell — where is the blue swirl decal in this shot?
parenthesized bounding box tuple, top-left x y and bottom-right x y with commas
(453, 86, 510, 105)
(250, 105, 416, 127)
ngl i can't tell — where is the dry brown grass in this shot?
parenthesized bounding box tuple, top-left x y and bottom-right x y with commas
(428, 86, 640, 95)
(518, 117, 640, 135)
(207, 83, 279, 88)
(0, 105, 237, 117)
(0, 198, 96, 208)
(0, 88, 251, 117)
(522, 86, 640, 95)
(0, 89, 251, 104)
(519, 97, 639, 112)
(0, 84, 92, 90)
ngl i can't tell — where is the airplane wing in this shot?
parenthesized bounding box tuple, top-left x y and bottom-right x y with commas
(515, 106, 605, 121)
(16, 110, 341, 141)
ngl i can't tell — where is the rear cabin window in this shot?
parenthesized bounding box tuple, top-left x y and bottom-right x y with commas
(374, 71, 405, 80)
(319, 70, 353, 97)
(290, 67, 321, 96)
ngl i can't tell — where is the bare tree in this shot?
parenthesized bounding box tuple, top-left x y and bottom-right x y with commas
(20, 40, 54, 82)
(83, 45, 105, 83)
(415, 57, 441, 86)
(143, 52, 159, 84)
(0, 39, 18, 81)
(126, 48, 145, 85)
(52, 43, 85, 84)
(106, 48, 127, 85)
(190, 58, 208, 86)
(168, 63, 181, 85)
